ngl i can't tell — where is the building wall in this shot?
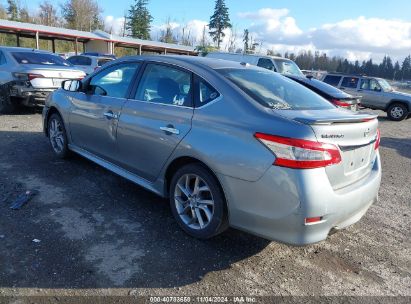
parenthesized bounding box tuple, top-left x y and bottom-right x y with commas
(85, 40, 110, 54)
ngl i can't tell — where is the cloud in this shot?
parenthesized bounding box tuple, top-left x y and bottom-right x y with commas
(104, 16, 126, 35)
(104, 9, 411, 62)
(238, 9, 411, 62)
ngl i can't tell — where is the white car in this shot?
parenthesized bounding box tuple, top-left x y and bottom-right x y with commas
(67, 55, 114, 75)
(0, 47, 85, 113)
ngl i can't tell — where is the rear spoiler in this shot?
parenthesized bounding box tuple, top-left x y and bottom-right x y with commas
(295, 114, 378, 125)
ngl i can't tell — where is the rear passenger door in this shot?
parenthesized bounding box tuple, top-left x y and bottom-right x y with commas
(116, 63, 194, 182)
(359, 78, 386, 108)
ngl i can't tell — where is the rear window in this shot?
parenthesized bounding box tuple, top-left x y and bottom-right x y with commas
(323, 75, 342, 87)
(68, 56, 91, 66)
(217, 68, 335, 110)
(97, 59, 112, 67)
(12, 52, 72, 66)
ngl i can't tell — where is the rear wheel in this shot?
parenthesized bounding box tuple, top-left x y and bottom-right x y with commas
(48, 113, 70, 158)
(387, 103, 408, 121)
(0, 90, 16, 114)
(169, 164, 228, 239)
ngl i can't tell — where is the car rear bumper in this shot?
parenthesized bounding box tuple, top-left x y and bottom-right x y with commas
(218, 152, 381, 245)
(11, 85, 55, 106)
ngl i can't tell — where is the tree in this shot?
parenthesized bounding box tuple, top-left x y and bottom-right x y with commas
(127, 0, 153, 40)
(39, 1, 59, 27)
(61, 0, 103, 31)
(159, 17, 176, 44)
(6, 0, 19, 21)
(208, 0, 231, 49)
(19, 6, 31, 23)
(243, 29, 249, 54)
(0, 4, 7, 19)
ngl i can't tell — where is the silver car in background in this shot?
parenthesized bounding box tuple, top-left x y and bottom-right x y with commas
(0, 47, 85, 113)
(67, 55, 114, 75)
(42, 56, 382, 245)
(323, 73, 411, 121)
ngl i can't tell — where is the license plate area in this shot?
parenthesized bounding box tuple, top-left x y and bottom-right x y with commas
(341, 144, 373, 174)
(52, 78, 64, 87)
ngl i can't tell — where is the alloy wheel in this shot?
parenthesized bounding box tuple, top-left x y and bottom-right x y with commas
(49, 118, 65, 153)
(390, 106, 404, 119)
(174, 174, 215, 230)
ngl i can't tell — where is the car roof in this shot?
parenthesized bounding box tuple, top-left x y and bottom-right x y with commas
(208, 52, 285, 60)
(287, 75, 352, 98)
(0, 46, 52, 54)
(116, 55, 263, 71)
(325, 73, 376, 79)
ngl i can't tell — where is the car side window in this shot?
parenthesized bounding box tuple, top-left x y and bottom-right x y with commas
(0, 51, 6, 65)
(135, 64, 192, 107)
(323, 75, 342, 87)
(369, 79, 381, 91)
(195, 77, 220, 107)
(257, 58, 275, 71)
(341, 77, 359, 89)
(360, 79, 369, 90)
(88, 63, 140, 98)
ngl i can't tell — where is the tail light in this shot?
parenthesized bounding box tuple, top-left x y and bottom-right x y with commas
(375, 129, 381, 150)
(28, 73, 45, 81)
(255, 133, 342, 169)
(331, 99, 350, 107)
(13, 72, 44, 81)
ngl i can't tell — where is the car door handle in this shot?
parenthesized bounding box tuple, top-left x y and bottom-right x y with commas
(103, 111, 118, 120)
(160, 126, 180, 135)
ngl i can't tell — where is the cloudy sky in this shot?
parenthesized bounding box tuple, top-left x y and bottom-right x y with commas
(33, 0, 411, 63)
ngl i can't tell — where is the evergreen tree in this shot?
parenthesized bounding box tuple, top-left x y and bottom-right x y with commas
(6, 0, 19, 21)
(209, 0, 231, 49)
(401, 55, 411, 80)
(127, 0, 153, 40)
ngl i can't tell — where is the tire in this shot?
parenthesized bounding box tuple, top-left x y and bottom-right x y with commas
(169, 163, 228, 239)
(0, 88, 16, 114)
(387, 103, 409, 121)
(48, 113, 70, 159)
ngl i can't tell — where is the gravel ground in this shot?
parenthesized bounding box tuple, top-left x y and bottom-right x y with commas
(0, 109, 409, 300)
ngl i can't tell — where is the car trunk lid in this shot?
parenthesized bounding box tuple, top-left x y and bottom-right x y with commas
(20, 65, 85, 89)
(278, 109, 379, 189)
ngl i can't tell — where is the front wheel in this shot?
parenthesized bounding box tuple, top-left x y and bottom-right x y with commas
(48, 113, 70, 158)
(169, 164, 228, 239)
(387, 103, 409, 121)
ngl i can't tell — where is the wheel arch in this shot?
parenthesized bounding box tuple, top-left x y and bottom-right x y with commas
(44, 106, 62, 137)
(385, 99, 410, 112)
(164, 156, 229, 214)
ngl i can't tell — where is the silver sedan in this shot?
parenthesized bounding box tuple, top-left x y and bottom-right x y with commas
(42, 56, 382, 245)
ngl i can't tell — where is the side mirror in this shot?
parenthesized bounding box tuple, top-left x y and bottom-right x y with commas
(62, 79, 81, 92)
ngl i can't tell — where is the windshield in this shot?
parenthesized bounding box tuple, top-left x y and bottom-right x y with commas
(12, 52, 73, 67)
(273, 59, 304, 76)
(378, 79, 393, 92)
(217, 68, 335, 110)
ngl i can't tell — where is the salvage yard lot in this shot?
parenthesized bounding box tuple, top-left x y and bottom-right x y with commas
(0, 109, 410, 297)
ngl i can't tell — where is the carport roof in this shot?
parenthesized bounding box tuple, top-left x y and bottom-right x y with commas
(0, 19, 107, 41)
(0, 19, 197, 53)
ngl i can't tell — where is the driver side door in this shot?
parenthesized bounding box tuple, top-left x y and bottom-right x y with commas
(69, 62, 141, 163)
